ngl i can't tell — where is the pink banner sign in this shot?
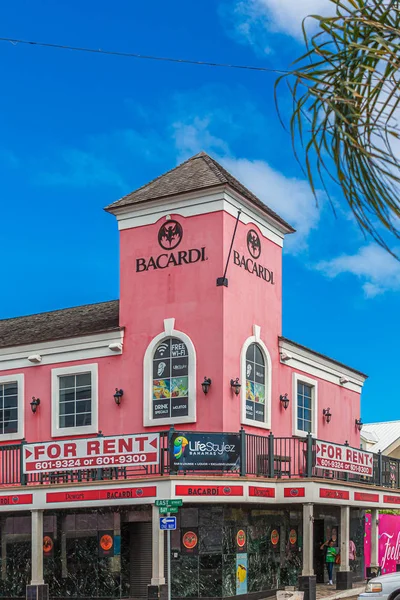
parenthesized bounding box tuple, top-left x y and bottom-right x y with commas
(365, 513, 400, 574)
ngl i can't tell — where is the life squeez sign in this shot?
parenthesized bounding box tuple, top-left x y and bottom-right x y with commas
(136, 219, 207, 272)
(233, 229, 274, 284)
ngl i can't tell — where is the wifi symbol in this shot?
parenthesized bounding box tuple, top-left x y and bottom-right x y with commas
(157, 343, 169, 356)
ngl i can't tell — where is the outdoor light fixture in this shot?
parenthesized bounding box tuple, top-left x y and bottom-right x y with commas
(355, 418, 363, 432)
(280, 394, 290, 410)
(323, 408, 332, 423)
(201, 377, 212, 395)
(114, 389, 124, 406)
(230, 378, 241, 396)
(30, 397, 40, 414)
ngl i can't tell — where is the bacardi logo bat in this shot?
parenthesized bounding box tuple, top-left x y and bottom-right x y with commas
(158, 220, 183, 250)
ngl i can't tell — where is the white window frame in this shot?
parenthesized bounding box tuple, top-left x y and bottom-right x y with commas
(143, 318, 196, 427)
(0, 374, 24, 441)
(51, 363, 98, 437)
(292, 373, 318, 438)
(240, 325, 272, 430)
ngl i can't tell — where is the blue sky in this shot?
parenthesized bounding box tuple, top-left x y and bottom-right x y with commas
(1, 0, 399, 423)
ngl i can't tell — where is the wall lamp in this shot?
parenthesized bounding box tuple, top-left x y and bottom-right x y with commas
(323, 408, 332, 423)
(201, 377, 212, 395)
(230, 378, 241, 396)
(355, 418, 363, 432)
(280, 394, 290, 410)
(30, 397, 40, 414)
(114, 389, 124, 406)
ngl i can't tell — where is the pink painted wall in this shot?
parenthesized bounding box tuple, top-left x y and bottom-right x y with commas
(365, 513, 400, 575)
(0, 208, 362, 445)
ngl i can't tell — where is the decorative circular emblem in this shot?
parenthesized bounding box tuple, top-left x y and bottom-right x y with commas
(12, 496, 19, 504)
(100, 534, 113, 551)
(136, 488, 143, 497)
(158, 220, 183, 250)
(247, 229, 261, 259)
(223, 487, 231, 495)
(289, 529, 297, 545)
(289, 489, 299, 497)
(236, 529, 246, 548)
(43, 536, 53, 554)
(271, 529, 280, 546)
(182, 531, 198, 550)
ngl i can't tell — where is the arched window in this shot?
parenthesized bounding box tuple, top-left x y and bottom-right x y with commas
(241, 326, 272, 429)
(144, 319, 196, 426)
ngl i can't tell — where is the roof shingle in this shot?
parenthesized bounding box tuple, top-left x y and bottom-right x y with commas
(105, 152, 295, 233)
(0, 300, 120, 349)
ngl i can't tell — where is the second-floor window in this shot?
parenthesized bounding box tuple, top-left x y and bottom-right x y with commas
(153, 338, 189, 421)
(0, 374, 24, 441)
(52, 364, 98, 437)
(293, 373, 318, 437)
(59, 373, 92, 429)
(297, 382, 313, 433)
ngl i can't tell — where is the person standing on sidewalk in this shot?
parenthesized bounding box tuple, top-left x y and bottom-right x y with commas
(349, 539, 357, 569)
(320, 539, 338, 585)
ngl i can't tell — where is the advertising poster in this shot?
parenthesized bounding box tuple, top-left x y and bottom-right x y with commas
(43, 534, 54, 558)
(236, 529, 247, 552)
(271, 527, 280, 551)
(236, 553, 248, 595)
(98, 531, 114, 557)
(365, 513, 400, 575)
(182, 529, 199, 555)
(170, 432, 240, 472)
(289, 528, 298, 550)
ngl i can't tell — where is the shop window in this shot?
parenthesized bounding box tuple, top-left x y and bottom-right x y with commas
(240, 326, 272, 429)
(293, 373, 318, 437)
(143, 318, 196, 426)
(52, 364, 98, 437)
(0, 374, 24, 441)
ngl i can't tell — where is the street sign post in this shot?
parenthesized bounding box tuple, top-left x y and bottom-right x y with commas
(159, 517, 177, 530)
(159, 506, 178, 515)
(155, 499, 183, 507)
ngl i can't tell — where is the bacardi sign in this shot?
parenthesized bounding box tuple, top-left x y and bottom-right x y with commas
(136, 219, 207, 272)
(316, 441, 373, 476)
(233, 229, 274, 284)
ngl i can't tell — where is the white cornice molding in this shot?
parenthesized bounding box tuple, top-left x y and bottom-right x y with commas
(279, 338, 366, 393)
(0, 329, 124, 372)
(112, 186, 292, 247)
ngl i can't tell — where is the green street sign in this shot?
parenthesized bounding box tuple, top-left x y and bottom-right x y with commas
(159, 506, 179, 514)
(155, 499, 183, 507)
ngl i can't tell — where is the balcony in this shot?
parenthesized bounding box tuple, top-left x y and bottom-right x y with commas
(0, 430, 396, 490)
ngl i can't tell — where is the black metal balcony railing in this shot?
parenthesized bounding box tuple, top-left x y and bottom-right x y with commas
(0, 431, 396, 489)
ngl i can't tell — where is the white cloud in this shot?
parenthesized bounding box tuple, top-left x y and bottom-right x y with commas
(222, 157, 321, 251)
(221, 0, 331, 49)
(172, 117, 230, 162)
(316, 244, 400, 297)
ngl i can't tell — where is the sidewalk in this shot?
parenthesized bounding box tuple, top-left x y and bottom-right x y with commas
(316, 583, 365, 600)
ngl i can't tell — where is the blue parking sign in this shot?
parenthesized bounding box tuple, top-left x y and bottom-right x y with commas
(159, 517, 177, 530)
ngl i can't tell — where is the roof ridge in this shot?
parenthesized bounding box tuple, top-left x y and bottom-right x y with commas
(0, 299, 119, 324)
(199, 153, 229, 184)
(104, 153, 207, 211)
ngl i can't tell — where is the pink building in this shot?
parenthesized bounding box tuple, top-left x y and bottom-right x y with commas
(0, 153, 392, 600)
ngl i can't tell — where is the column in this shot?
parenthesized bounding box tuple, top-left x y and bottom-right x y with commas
(26, 510, 49, 600)
(298, 504, 316, 600)
(148, 505, 166, 599)
(336, 506, 352, 590)
(370, 509, 379, 573)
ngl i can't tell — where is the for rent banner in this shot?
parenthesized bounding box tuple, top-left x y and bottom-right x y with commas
(315, 440, 373, 476)
(23, 434, 159, 474)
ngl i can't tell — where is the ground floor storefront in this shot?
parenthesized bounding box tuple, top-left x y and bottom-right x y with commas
(0, 476, 378, 600)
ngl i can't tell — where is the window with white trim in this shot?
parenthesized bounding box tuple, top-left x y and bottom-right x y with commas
(240, 326, 272, 430)
(293, 373, 318, 437)
(0, 374, 24, 440)
(143, 318, 196, 427)
(52, 364, 98, 437)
